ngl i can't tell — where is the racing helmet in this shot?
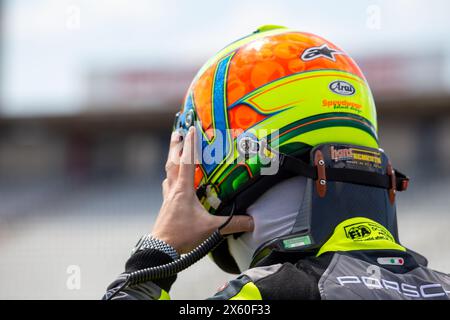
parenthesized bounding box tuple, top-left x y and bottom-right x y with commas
(173, 26, 409, 273)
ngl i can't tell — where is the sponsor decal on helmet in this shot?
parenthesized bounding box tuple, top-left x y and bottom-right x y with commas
(322, 99, 362, 114)
(301, 44, 344, 62)
(329, 80, 356, 96)
(344, 222, 395, 242)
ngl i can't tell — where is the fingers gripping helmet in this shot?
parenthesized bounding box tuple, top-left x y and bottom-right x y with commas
(174, 26, 408, 273)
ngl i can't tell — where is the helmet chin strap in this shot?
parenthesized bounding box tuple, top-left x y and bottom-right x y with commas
(227, 176, 308, 272)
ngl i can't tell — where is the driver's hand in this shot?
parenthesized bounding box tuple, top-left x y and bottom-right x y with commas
(152, 126, 254, 254)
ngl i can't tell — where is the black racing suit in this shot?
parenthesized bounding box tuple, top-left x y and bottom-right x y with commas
(103, 218, 450, 300)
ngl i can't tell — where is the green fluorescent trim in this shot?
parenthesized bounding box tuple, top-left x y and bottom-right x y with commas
(317, 217, 406, 257)
(254, 25, 288, 33)
(158, 289, 171, 300)
(230, 282, 262, 300)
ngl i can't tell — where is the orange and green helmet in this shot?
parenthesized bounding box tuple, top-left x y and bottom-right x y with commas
(174, 25, 378, 214)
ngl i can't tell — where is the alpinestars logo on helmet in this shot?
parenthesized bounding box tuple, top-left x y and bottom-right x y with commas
(301, 44, 344, 62)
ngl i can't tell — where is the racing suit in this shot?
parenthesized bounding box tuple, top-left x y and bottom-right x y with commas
(103, 217, 450, 300)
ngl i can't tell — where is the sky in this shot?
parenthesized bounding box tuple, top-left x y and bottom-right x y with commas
(2, 0, 450, 115)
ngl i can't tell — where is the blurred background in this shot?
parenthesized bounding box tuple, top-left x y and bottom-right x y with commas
(0, 0, 449, 299)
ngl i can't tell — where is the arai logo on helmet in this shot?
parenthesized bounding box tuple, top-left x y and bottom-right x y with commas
(329, 80, 356, 96)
